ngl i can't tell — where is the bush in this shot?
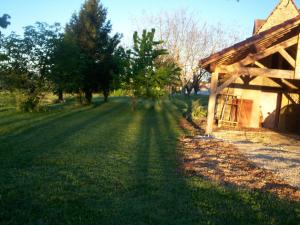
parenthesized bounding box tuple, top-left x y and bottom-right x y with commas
(0, 91, 16, 108)
(110, 89, 131, 97)
(14, 91, 44, 112)
(191, 100, 207, 120)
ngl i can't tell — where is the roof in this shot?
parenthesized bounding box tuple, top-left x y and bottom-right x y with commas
(256, 0, 300, 34)
(253, 19, 266, 35)
(200, 15, 300, 72)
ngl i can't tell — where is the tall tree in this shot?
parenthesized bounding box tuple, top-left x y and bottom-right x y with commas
(64, 0, 117, 104)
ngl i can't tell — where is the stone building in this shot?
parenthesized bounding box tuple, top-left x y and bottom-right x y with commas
(201, 0, 300, 134)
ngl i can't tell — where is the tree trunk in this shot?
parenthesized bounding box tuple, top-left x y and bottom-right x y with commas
(58, 89, 64, 102)
(103, 89, 109, 102)
(77, 91, 83, 105)
(84, 90, 93, 105)
(131, 96, 137, 111)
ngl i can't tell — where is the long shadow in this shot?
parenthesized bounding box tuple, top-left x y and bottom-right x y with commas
(1, 99, 300, 225)
(0, 100, 139, 224)
(0, 101, 126, 166)
(152, 101, 300, 224)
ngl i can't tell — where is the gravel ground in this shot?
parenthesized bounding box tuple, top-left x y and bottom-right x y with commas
(213, 129, 300, 188)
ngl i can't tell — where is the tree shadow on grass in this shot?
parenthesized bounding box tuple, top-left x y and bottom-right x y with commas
(0, 99, 299, 225)
(0, 99, 139, 225)
(165, 102, 300, 224)
(110, 101, 300, 225)
(0, 100, 126, 167)
(0, 100, 108, 135)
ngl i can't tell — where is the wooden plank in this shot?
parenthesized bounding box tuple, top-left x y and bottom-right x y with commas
(206, 72, 219, 134)
(270, 78, 300, 98)
(281, 79, 299, 89)
(284, 93, 297, 104)
(216, 74, 241, 94)
(228, 83, 300, 93)
(278, 48, 295, 68)
(295, 34, 300, 79)
(254, 61, 266, 68)
(218, 66, 295, 79)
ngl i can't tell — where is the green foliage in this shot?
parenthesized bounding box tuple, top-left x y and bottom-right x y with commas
(62, 0, 120, 104)
(122, 29, 181, 103)
(0, 22, 61, 111)
(191, 99, 207, 120)
(171, 95, 208, 122)
(0, 14, 10, 29)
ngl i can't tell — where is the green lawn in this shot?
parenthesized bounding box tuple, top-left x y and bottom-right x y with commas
(0, 97, 299, 225)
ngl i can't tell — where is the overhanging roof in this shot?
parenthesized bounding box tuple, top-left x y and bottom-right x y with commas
(200, 15, 300, 72)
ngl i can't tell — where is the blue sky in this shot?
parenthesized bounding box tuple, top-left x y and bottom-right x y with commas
(2, 0, 300, 44)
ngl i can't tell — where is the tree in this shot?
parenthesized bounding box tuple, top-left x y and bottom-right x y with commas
(0, 22, 61, 111)
(49, 32, 87, 102)
(136, 9, 241, 95)
(0, 14, 10, 29)
(64, 0, 118, 104)
(97, 33, 123, 102)
(123, 29, 180, 109)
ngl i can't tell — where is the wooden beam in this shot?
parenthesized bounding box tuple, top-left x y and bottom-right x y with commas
(228, 83, 300, 93)
(218, 66, 295, 79)
(284, 93, 297, 104)
(254, 61, 266, 68)
(295, 34, 300, 79)
(234, 36, 298, 67)
(281, 79, 299, 89)
(270, 78, 300, 93)
(278, 48, 295, 68)
(275, 92, 282, 129)
(206, 72, 219, 134)
(216, 74, 242, 94)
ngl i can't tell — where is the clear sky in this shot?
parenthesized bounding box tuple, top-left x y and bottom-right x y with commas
(2, 0, 300, 44)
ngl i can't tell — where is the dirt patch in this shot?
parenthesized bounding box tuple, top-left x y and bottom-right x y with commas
(180, 121, 300, 201)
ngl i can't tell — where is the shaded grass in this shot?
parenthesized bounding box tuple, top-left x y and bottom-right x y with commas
(0, 97, 299, 225)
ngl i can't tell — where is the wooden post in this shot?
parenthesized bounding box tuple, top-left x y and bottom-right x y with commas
(274, 92, 282, 129)
(206, 71, 219, 134)
(295, 34, 300, 79)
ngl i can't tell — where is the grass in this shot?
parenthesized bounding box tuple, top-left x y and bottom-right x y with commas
(0, 96, 299, 225)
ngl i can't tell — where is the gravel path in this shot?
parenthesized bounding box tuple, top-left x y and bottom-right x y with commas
(213, 130, 300, 188)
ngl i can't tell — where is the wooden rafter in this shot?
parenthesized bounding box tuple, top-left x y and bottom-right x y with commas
(226, 36, 298, 69)
(218, 66, 295, 79)
(228, 83, 300, 93)
(284, 93, 297, 104)
(216, 74, 242, 94)
(281, 79, 299, 89)
(270, 78, 299, 92)
(254, 61, 266, 68)
(278, 48, 296, 68)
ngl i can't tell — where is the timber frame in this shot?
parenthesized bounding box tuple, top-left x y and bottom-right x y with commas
(200, 15, 300, 134)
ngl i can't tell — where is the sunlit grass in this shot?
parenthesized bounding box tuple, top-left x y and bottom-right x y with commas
(0, 96, 299, 225)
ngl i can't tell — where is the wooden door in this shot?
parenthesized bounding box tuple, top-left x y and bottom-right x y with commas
(238, 99, 253, 128)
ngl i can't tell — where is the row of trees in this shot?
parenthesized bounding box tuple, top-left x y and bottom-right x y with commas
(0, 0, 240, 111)
(0, 0, 178, 111)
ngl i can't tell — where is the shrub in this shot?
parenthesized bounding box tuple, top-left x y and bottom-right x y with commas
(14, 91, 44, 112)
(191, 100, 207, 120)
